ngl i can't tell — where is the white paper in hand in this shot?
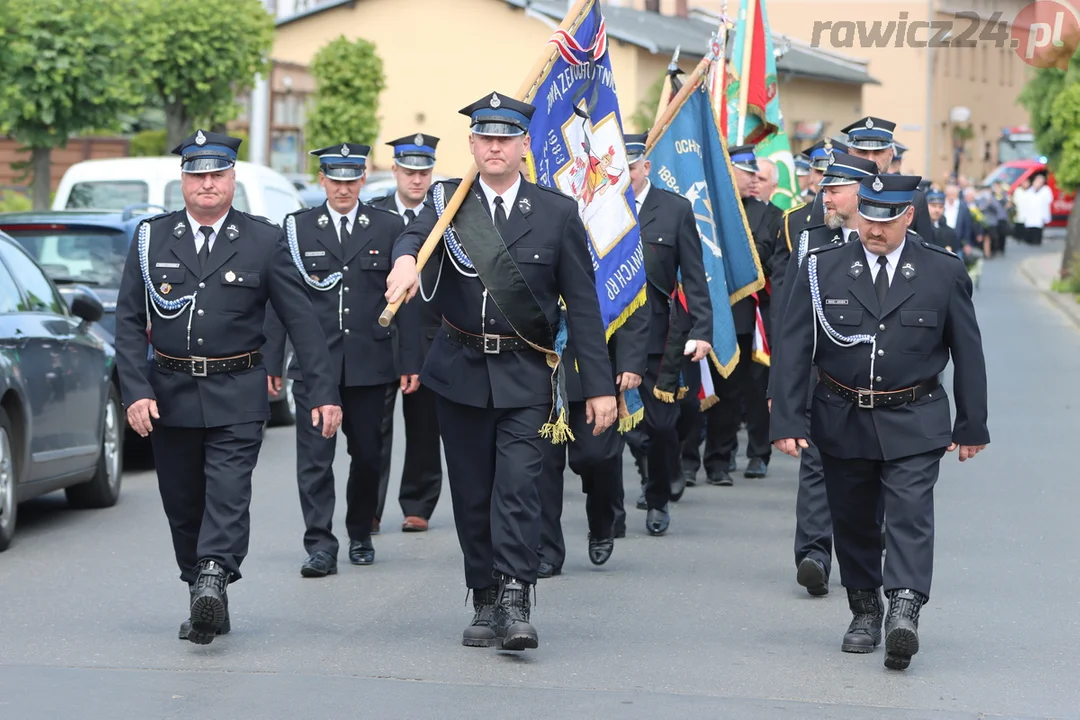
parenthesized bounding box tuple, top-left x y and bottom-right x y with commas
(684, 340, 697, 355)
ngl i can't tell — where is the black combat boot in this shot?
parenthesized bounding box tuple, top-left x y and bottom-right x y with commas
(462, 586, 499, 648)
(178, 583, 232, 641)
(494, 575, 538, 651)
(884, 589, 926, 670)
(186, 559, 230, 645)
(841, 588, 884, 653)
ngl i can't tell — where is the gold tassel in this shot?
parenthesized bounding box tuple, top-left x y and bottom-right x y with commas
(653, 387, 675, 403)
(618, 406, 644, 432)
(699, 394, 719, 411)
(539, 407, 575, 444)
(603, 286, 648, 342)
(677, 386, 688, 400)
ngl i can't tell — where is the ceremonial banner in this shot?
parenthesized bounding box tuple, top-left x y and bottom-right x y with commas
(647, 83, 764, 376)
(525, 0, 645, 339)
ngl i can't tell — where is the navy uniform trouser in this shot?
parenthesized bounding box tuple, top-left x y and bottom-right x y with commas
(152, 421, 264, 584)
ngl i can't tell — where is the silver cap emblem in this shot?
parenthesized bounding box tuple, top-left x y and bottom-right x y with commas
(414, 133, 424, 145)
(341, 144, 350, 156)
(866, 118, 874, 129)
(490, 93, 501, 108)
(195, 130, 206, 146)
(872, 177, 884, 192)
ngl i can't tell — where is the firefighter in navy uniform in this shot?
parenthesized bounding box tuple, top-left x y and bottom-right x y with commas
(681, 144, 770, 485)
(888, 141, 907, 174)
(373, 133, 444, 534)
(768, 152, 880, 597)
(840, 118, 935, 245)
(794, 154, 814, 203)
(115, 130, 342, 644)
(264, 143, 420, 576)
(384, 92, 616, 651)
(770, 174, 989, 671)
(926, 189, 960, 251)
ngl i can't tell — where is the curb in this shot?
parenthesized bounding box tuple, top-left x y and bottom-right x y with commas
(1018, 255, 1080, 330)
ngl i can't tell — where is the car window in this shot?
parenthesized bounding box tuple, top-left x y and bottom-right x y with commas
(0, 253, 23, 313)
(983, 166, 1026, 187)
(262, 186, 302, 225)
(66, 181, 149, 210)
(6, 228, 127, 289)
(0, 239, 67, 314)
(165, 181, 250, 212)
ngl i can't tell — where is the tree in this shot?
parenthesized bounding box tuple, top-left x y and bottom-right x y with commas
(134, 0, 275, 150)
(0, 0, 143, 209)
(1020, 51, 1080, 276)
(306, 36, 386, 173)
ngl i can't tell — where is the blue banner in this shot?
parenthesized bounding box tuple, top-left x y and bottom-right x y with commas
(525, 0, 646, 338)
(647, 83, 764, 375)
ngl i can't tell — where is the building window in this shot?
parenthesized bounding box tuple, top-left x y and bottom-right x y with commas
(970, 46, 977, 81)
(982, 45, 988, 83)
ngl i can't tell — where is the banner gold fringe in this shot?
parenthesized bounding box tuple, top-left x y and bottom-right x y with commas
(539, 406, 575, 444)
(618, 406, 644, 432)
(653, 387, 676, 403)
(700, 394, 719, 411)
(604, 285, 647, 342)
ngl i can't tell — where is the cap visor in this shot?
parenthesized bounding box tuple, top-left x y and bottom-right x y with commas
(471, 122, 525, 136)
(321, 166, 366, 180)
(818, 176, 858, 186)
(733, 162, 758, 173)
(394, 156, 435, 170)
(849, 140, 893, 150)
(181, 157, 234, 173)
(858, 202, 910, 221)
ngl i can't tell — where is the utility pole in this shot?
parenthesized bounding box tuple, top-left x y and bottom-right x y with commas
(248, 0, 274, 167)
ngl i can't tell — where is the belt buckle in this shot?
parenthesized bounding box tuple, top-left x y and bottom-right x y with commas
(857, 388, 874, 409)
(190, 356, 208, 377)
(482, 334, 500, 354)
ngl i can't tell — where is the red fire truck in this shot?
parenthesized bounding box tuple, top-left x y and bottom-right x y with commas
(985, 126, 1074, 228)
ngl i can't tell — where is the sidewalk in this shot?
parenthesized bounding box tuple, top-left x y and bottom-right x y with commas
(1018, 247, 1080, 329)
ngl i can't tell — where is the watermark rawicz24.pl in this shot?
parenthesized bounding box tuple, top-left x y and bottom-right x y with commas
(809, 2, 1080, 65)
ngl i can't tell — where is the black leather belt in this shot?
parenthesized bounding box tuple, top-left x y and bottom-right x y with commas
(154, 350, 263, 377)
(441, 319, 530, 354)
(819, 372, 939, 409)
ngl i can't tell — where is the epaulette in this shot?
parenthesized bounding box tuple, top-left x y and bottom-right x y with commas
(807, 241, 844, 255)
(656, 186, 688, 202)
(285, 206, 315, 221)
(363, 203, 401, 220)
(921, 240, 963, 260)
(140, 211, 174, 224)
(242, 211, 280, 227)
(782, 203, 805, 218)
(534, 183, 575, 203)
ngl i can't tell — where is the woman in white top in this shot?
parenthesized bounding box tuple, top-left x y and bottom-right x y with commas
(1011, 178, 1030, 242)
(1022, 174, 1054, 245)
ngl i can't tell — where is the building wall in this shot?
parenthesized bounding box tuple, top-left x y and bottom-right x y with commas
(776, 76, 863, 153)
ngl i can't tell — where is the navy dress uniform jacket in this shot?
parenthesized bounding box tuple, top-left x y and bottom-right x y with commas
(262, 201, 422, 385)
(114, 208, 339, 427)
(769, 236, 989, 461)
(639, 186, 712, 353)
(369, 193, 442, 354)
(732, 196, 777, 335)
(391, 176, 614, 408)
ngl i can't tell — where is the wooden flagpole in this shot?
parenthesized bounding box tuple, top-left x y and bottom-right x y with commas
(380, 0, 593, 326)
(643, 52, 715, 157)
(652, 47, 680, 127)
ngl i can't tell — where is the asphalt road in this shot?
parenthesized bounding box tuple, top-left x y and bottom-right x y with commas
(1, 238, 1078, 720)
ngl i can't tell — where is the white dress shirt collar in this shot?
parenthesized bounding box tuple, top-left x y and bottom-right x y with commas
(186, 211, 228, 252)
(326, 201, 360, 240)
(395, 192, 421, 220)
(635, 179, 652, 211)
(864, 238, 906, 284)
(478, 173, 522, 220)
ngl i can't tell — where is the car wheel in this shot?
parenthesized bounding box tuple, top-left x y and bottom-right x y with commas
(0, 408, 18, 552)
(269, 349, 297, 427)
(66, 384, 124, 509)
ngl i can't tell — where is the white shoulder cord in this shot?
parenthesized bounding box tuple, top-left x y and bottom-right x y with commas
(285, 214, 344, 330)
(807, 253, 878, 392)
(138, 222, 198, 352)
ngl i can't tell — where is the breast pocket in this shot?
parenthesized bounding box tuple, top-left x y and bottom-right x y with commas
(303, 255, 331, 274)
(220, 269, 260, 288)
(151, 267, 187, 293)
(823, 307, 863, 327)
(899, 309, 940, 355)
(514, 247, 554, 266)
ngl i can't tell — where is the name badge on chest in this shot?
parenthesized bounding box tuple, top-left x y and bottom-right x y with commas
(824, 298, 849, 305)
(304, 251, 326, 257)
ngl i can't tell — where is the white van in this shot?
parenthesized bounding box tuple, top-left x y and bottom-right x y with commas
(52, 157, 304, 226)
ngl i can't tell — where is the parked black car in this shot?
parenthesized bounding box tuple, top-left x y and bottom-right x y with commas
(0, 229, 122, 551)
(0, 210, 297, 427)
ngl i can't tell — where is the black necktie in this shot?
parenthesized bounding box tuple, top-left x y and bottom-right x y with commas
(847, 230, 859, 244)
(404, 208, 415, 224)
(493, 196, 507, 236)
(875, 256, 889, 307)
(198, 226, 214, 270)
(339, 216, 351, 244)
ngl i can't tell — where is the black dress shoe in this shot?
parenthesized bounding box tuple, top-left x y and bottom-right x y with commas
(670, 472, 686, 502)
(588, 535, 614, 565)
(187, 560, 230, 645)
(744, 457, 768, 478)
(300, 550, 338, 578)
(681, 464, 699, 487)
(613, 518, 626, 539)
(796, 557, 829, 596)
(884, 589, 925, 670)
(728, 455, 737, 473)
(707, 470, 734, 486)
(462, 586, 499, 647)
(635, 487, 647, 510)
(349, 539, 374, 565)
(842, 589, 884, 653)
(645, 505, 670, 536)
(537, 561, 562, 578)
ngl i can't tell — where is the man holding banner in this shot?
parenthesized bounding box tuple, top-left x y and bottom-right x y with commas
(385, 91, 616, 652)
